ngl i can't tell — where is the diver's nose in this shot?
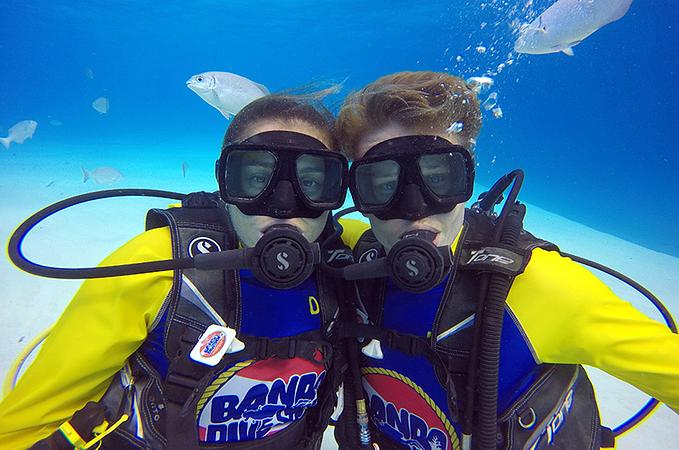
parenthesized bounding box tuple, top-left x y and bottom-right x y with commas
(270, 180, 296, 215)
(401, 183, 428, 220)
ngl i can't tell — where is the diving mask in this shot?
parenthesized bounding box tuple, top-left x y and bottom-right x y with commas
(216, 131, 349, 219)
(349, 135, 475, 221)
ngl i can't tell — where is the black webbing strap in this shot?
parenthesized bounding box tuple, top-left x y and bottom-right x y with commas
(238, 336, 333, 366)
(165, 331, 213, 450)
(338, 322, 433, 358)
(338, 322, 459, 421)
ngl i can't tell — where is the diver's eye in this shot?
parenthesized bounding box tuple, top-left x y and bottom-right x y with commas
(250, 175, 266, 184)
(380, 182, 396, 192)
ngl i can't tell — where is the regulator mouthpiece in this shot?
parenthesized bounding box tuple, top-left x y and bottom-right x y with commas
(338, 229, 452, 293)
(249, 225, 320, 289)
(387, 229, 449, 293)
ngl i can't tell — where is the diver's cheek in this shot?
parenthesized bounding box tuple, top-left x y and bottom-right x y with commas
(302, 212, 329, 243)
(367, 215, 403, 252)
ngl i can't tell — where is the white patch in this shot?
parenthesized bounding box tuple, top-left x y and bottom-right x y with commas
(190, 324, 237, 366)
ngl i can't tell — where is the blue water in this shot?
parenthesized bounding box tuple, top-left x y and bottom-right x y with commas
(1, 1, 678, 255)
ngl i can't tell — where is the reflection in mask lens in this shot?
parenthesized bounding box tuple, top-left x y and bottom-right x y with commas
(225, 150, 276, 198)
(355, 160, 400, 206)
(296, 154, 343, 203)
(418, 152, 468, 198)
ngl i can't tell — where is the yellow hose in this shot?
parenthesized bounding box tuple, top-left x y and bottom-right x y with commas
(2, 325, 53, 397)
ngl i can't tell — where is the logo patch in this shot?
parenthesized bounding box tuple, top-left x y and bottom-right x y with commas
(363, 368, 459, 450)
(276, 251, 290, 271)
(189, 236, 222, 257)
(197, 357, 326, 443)
(190, 325, 236, 366)
(359, 248, 379, 263)
(406, 259, 420, 277)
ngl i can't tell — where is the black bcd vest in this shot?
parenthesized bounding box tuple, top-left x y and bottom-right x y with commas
(337, 207, 613, 450)
(96, 192, 349, 450)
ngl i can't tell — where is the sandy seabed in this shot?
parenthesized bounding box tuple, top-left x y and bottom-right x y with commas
(1, 148, 677, 449)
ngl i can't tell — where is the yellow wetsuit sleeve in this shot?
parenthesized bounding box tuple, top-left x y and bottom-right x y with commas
(508, 248, 679, 412)
(0, 226, 173, 450)
(338, 218, 370, 250)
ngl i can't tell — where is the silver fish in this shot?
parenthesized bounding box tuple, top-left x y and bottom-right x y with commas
(515, 0, 634, 56)
(182, 161, 188, 178)
(82, 166, 123, 185)
(92, 97, 109, 114)
(0, 120, 38, 149)
(186, 71, 269, 119)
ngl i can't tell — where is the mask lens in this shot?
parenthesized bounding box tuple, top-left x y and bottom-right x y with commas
(225, 150, 276, 199)
(296, 154, 343, 203)
(418, 152, 469, 198)
(355, 160, 400, 206)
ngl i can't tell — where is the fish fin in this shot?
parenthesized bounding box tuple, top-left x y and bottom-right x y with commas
(253, 82, 270, 95)
(537, 15, 547, 33)
(561, 47, 574, 56)
(219, 109, 233, 120)
(0, 137, 10, 149)
(81, 166, 90, 183)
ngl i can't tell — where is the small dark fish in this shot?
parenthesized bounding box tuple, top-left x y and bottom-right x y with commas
(182, 162, 189, 178)
(46, 180, 56, 187)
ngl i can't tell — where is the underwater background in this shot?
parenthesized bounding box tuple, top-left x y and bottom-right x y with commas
(1, 0, 677, 256)
(1, 2, 679, 448)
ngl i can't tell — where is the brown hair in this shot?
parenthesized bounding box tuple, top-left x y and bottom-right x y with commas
(337, 71, 482, 160)
(223, 94, 338, 150)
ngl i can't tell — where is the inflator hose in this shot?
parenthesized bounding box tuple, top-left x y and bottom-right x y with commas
(474, 204, 525, 450)
(7, 189, 190, 279)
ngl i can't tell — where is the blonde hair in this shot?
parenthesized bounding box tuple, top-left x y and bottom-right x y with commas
(337, 71, 482, 160)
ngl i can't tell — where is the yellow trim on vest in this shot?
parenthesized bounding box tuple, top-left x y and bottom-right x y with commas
(58, 421, 86, 447)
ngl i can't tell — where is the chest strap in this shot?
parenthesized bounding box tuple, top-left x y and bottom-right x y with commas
(339, 322, 459, 422)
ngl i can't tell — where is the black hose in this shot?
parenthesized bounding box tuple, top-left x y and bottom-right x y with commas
(462, 275, 489, 442)
(7, 189, 190, 279)
(560, 251, 677, 437)
(560, 252, 677, 334)
(463, 170, 525, 449)
(474, 203, 525, 450)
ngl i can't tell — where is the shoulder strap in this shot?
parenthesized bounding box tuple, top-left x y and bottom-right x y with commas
(352, 229, 388, 324)
(146, 192, 240, 450)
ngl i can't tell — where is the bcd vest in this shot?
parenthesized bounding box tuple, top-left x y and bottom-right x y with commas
(96, 192, 348, 450)
(338, 207, 611, 450)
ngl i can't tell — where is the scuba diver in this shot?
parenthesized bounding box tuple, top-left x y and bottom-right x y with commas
(0, 94, 354, 449)
(330, 71, 679, 450)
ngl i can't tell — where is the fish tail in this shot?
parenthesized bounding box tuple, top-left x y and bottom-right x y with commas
(81, 166, 90, 183)
(0, 137, 10, 149)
